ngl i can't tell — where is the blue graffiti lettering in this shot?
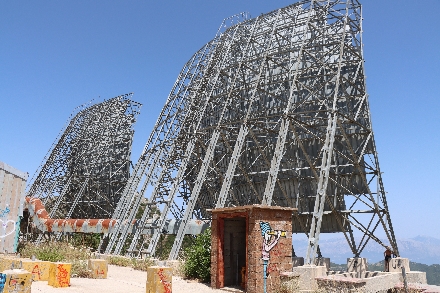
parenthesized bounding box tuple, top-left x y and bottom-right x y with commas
(0, 273, 6, 292)
(0, 207, 10, 218)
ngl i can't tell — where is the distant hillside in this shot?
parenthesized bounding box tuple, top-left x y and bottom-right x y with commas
(292, 235, 440, 265)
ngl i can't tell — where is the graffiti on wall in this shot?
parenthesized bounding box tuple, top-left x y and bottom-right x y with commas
(4, 273, 31, 293)
(0, 206, 16, 240)
(56, 264, 70, 287)
(260, 222, 286, 293)
(157, 268, 171, 293)
(0, 273, 6, 293)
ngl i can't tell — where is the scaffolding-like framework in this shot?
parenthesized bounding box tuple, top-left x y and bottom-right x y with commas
(26, 94, 141, 222)
(103, 0, 398, 264)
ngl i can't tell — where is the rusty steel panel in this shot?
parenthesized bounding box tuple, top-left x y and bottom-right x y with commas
(0, 161, 28, 253)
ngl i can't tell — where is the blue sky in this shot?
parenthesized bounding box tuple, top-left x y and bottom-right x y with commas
(1, 1, 439, 240)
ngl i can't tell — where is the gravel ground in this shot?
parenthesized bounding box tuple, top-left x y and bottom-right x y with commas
(31, 264, 228, 293)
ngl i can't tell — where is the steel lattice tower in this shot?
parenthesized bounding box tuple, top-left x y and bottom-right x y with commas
(104, 0, 398, 264)
(27, 94, 141, 221)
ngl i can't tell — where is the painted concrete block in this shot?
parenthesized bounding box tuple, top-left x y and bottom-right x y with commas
(347, 257, 368, 277)
(0, 257, 19, 272)
(21, 260, 51, 281)
(0, 273, 5, 292)
(88, 259, 108, 279)
(48, 262, 71, 288)
(287, 265, 327, 291)
(389, 257, 410, 273)
(1, 269, 32, 293)
(146, 266, 172, 293)
(314, 257, 330, 271)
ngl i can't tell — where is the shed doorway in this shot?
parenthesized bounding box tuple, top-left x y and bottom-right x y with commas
(223, 217, 246, 288)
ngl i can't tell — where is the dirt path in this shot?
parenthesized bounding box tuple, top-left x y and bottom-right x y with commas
(31, 264, 227, 293)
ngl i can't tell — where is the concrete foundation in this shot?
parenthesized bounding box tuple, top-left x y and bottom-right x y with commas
(406, 271, 427, 284)
(1, 269, 32, 293)
(48, 262, 71, 287)
(146, 266, 172, 293)
(389, 257, 410, 272)
(319, 269, 430, 292)
(0, 255, 20, 272)
(347, 257, 368, 277)
(88, 259, 108, 279)
(314, 257, 330, 271)
(280, 265, 327, 292)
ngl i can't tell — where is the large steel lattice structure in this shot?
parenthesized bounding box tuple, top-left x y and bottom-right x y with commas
(27, 94, 141, 220)
(104, 0, 398, 264)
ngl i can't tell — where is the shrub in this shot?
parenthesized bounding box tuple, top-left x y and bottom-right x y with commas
(183, 228, 211, 282)
(18, 241, 92, 277)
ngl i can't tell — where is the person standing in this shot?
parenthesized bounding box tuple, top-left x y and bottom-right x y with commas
(384, 246, 393, 272)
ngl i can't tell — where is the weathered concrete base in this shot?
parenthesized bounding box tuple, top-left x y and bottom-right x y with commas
(1, 269, 32, 293)
(280, 265, 327, 292)
(389, 257, 410, 272)
(292, 257, 304, 268)
(319, 270, 431, 293)
(394, 283, 440, 292)
(347, 257, 368, 277)
(314, 257, 330, 271)
(48, 262, 71, 287)
(406, 271, 427, 284)
(318, 271, 400, 293)
(0, 256, 20, 272)
(146, 266, 172, 293)
(21, 259, 51, 281)
(89, 259, 108, 279)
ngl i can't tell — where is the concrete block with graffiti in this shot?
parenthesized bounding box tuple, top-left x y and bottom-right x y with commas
(146, 266, 172, 293)
(88, 259, 108, 279)
(21, 260, 51, 281)
(48, 262, 71, 288)
(0, 162, 28, 254)
(0, 269, 32, 293)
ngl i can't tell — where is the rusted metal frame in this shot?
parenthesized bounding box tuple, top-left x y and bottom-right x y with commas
(288, 118, 357, 254)
(288, 119, 355, 250)
(168, 21, 248, 259)
(305, 1, 351, 264)
(126, 147, 178, 256)
(357, 215, 381, 256)
(219, 131, 262, 202)
(262, 2, 316, 206)
(216, 9, 286, 209)
(336, 111, 372, 134)
(335, 119, 394, 249)
(202, 16, 262, 210)
(108, 42, 215, 254)
(248, 127, 294, 208)
(63, 96, 136, 219)
(28, 109, 87, 200)
(326, 172, 376, 211)
(356, 211, 380, 253)
(26, 104, 86, 197)
(357, 4, 399, 253)
(193, 135, 228, 199)
(215, 127, 247, 208)
(347, 213, 388, 251)
(249, 126, 309, 235)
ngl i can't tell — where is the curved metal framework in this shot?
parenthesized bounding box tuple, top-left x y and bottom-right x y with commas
(104, 0, 398, 264)
(26, 94, 141, 221)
